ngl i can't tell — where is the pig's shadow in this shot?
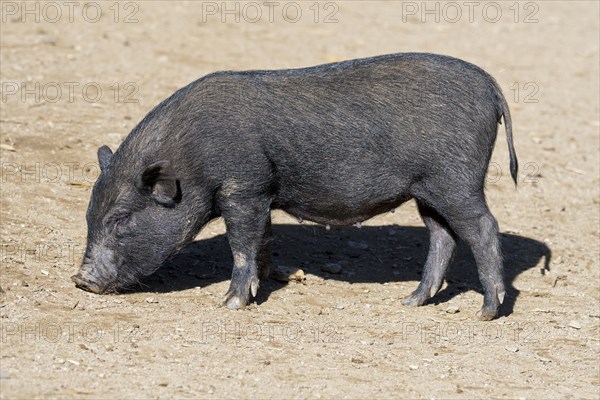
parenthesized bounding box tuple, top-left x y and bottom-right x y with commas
(138, 224, 551, 318)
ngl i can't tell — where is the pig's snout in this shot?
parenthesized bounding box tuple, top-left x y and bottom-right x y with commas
(71, 271, 110, 294)
(73, 247, 119, 293)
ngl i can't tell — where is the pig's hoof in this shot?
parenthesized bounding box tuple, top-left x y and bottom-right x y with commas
(476, 307, 498, 321)
(402, 289, 430, 307)
(222, 289, 249, 309)
(476, 289, 503, 320)
(402, 295, 426, 307)
(222, 277, 259, 310)
(224, 295, 246, 310)
(402, 282, 442, 307)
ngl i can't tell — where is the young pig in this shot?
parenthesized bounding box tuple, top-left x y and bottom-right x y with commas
(72, 53, 518, 320)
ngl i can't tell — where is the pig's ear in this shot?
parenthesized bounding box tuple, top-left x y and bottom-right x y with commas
(97, 145, 113, 172)
(136, 160, 179, 206)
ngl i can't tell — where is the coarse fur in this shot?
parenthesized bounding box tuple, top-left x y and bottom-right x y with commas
(72, 52, 518, 320)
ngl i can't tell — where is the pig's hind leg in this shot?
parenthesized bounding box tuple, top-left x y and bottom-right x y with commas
(443, 202, 505, 320)
(257, 217, 272, 280)
(220, 196, 272, 309)
(402, 202, 457, 307)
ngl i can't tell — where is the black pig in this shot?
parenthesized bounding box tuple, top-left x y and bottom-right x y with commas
(72, 53, 518, 320)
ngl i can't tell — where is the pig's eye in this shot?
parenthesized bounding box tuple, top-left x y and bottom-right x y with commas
(113, 214, 131, 233)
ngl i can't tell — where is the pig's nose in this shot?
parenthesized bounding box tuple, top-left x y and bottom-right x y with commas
(71, 273, 106, 294)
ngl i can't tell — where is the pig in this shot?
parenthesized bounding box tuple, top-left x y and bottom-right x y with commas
(72, 53, 518, 320)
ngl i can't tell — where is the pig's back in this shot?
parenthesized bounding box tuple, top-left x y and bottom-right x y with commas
(235, 52, 501, 168)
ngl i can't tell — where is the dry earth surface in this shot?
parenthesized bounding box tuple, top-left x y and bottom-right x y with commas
(0, 1, 599, 399)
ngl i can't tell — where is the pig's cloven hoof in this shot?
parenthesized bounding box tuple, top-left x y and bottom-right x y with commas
(222, 276, 259, 309)
(402, 280, 443, 307)
(224, 295, 245, 309)
(401, 293, 428, 307)
(476, 307, 498, 321)
(402, 284, 439, 307)
(476, 288, 504, 320)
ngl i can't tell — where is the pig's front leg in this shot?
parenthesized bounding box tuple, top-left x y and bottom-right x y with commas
(220, 197, 271, 309)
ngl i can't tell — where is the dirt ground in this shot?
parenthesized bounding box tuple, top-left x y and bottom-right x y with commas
(0, 1, 599, 399)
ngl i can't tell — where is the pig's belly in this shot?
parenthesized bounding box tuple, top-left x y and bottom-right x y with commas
(280, 203, 409, 226)
(272, 179, 412, 226)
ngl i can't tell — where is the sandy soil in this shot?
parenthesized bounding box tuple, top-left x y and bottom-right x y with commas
(1, 1, 599, 399)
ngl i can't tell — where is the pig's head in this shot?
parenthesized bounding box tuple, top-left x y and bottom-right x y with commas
(72, 144, 200, 293)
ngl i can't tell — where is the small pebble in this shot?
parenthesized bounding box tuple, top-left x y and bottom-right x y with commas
(569, 320, 582, 329)
(446, 305, 460, 314)
(505, 345, 519, 353)
(0, 143, 16, 152)
(409, 365, 418, 370)
(145, 297, 159, 304)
